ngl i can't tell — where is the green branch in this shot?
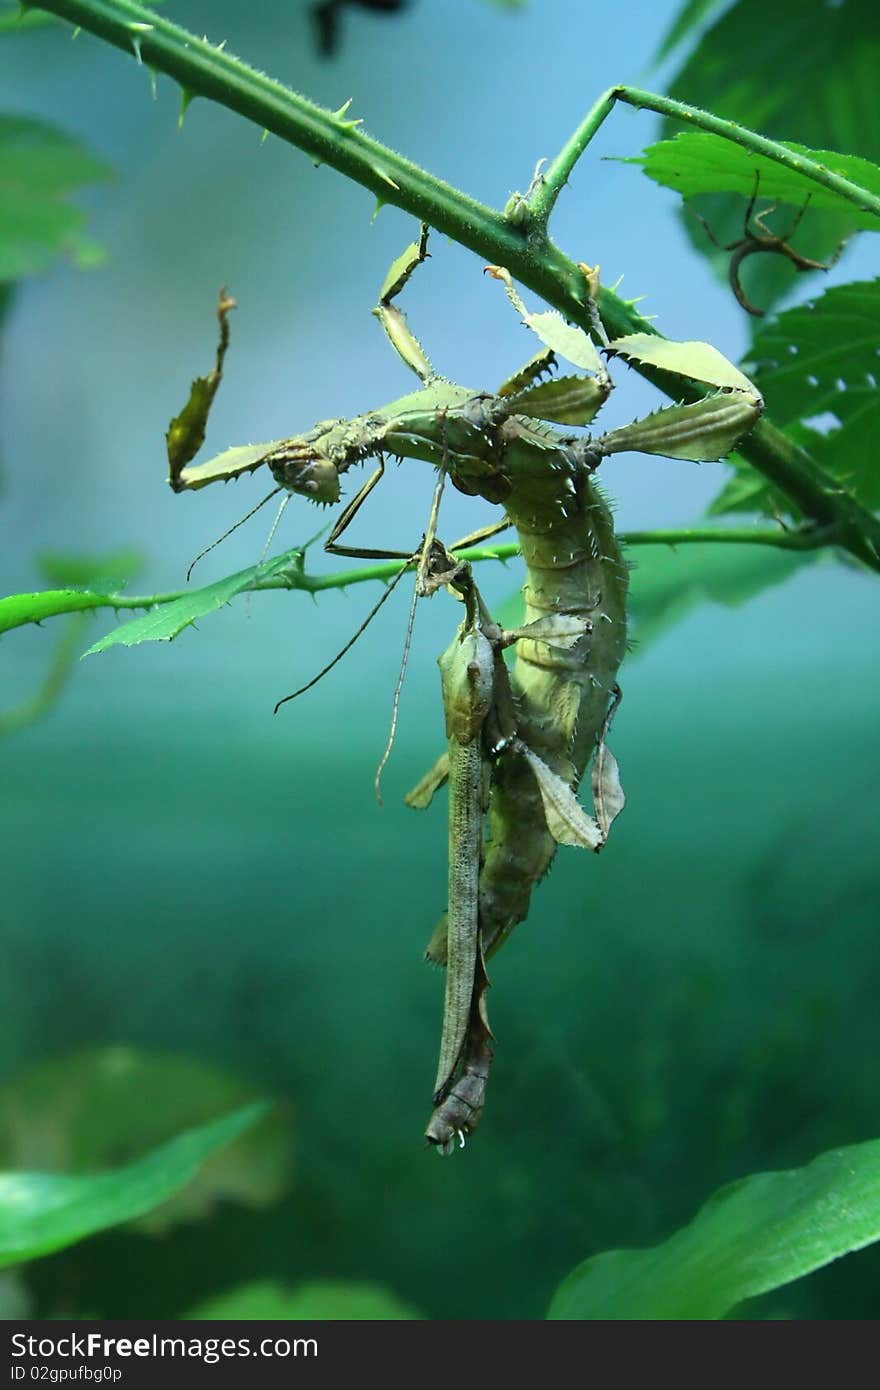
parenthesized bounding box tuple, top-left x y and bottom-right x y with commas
(0, 527, 840, 638)
(531, 85, 880, 225)
(28, 0, 880, 573)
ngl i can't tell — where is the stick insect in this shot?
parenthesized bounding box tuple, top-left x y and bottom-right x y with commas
(420, 540, 608, 1150)
(167, 227, 763, 1145)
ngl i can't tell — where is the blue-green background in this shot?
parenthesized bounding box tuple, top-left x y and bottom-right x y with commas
(2, 0, 878, 1319)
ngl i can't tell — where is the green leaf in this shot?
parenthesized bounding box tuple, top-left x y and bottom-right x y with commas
(0, 1050, 292, 1236)
(186, 1279, 421, 1321)
(654, 0, 728, 61)
(709, 280, 880, 518)
(548, 1134, 880, 1319)
(626, 134, 880, 231)
(84, 547, 302, 653)
(36, 548, 145, 589)
(0, 3, 54, 32)
(664, 0, 880, 312)
(0, 1101, 269, 1269)
(0, 115, 111, 281)
(628, 541, 818, 651)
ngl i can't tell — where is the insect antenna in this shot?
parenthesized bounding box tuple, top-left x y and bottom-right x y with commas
(273, 558, 413, 714)
(374, 426, 450, 805)
(186, 485, 283, 582)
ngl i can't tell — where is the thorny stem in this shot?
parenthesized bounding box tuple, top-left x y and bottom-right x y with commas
(0, 527, 840, 638)
(25, 0, 880, 573)
(530, 85, 880, 225)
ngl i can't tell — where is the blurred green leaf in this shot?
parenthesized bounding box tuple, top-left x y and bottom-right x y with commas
(0, 115, 111, 280)
(628, 541, 818, 650)
(0, 612, 86, 736)
(186, 1279, 421, 1320)
(0, 3, 54, 32)
(0, 1049, 293, 1235)
(663, 0, 880, 313)
(654, 0, 728, 60)
(0, 1102, 269, 1269)
(37, 548, 145, 589)
(625, 135, 880, 230)
(709, 280, 880, 518)
(83, 547, 302, 653)
(548, 1134, 880, 1319)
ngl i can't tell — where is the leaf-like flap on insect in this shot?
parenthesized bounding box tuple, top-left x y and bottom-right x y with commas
(504, 612, 591, 650)
(597, 392, 762, 462)
(167, 290, 236, 490)
(519, 745, 603, 850)
(175, 442, 287, 492)
(377, 229, 428, 305)
(486, 265, 605, 374)
(502, 374, 608, 426)
(373, 304, 435, 382)
(404, 752, 450, 809)
(497, 348, 556, 398)
(592, 743, 625, 840)
(608, 333, 760, 397)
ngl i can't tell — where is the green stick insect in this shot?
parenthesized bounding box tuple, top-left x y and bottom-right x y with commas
(167, 228, 763, 1149)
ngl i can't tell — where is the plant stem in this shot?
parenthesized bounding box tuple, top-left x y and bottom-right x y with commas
(532, 85, 880, 225)
(0, 527, 838, 637)
(28, 0, 880, 573)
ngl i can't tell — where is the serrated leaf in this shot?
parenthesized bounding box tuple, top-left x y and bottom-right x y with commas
(708, 280, 880, 517)
(548, 1133, 880, 1319)
(0, 116, 112, 280)
(664, 0, 880, 313)
(629, 541, 819, 652)
(520, 745, 602, 850)
(84, 548, 301, 653)
(625, 134, 880, 230)
(0, 1102, 268, 1269)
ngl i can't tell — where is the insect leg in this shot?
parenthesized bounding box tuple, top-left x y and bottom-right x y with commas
(373, 224, 437, 384)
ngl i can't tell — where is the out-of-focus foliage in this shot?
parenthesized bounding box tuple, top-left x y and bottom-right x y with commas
(0, 1049, 293, 1234)
(0, 116, 110, 281)
(549, 1134, 880, 1319)
(0, 1103, 269, 1268)
(186, 1278, 420, 1320)
(627, 543, 819, 651)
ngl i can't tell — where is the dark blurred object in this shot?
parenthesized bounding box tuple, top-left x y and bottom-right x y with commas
(312, 0, 410, 56)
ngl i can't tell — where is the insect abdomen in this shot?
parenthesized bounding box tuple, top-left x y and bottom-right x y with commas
(479, 436, 628, 955)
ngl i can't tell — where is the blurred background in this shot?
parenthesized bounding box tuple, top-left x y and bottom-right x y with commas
(2, 0, 879, 1319)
